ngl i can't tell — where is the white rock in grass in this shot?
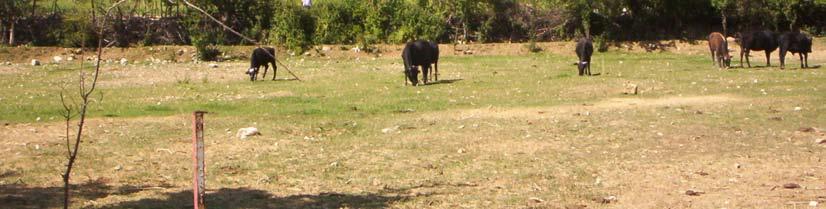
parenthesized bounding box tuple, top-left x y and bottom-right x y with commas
(208, 63, 219, 68)
(381, 126, 400, 134)
(236, 127, 261, 139)
(53, 56, 63, 63)
(31, 59, 40, 66)
(794, 107, 803, 111)
(120, 58, 128, 66)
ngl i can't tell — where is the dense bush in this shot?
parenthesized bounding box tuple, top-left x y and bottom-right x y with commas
(2, 0, 825, 48)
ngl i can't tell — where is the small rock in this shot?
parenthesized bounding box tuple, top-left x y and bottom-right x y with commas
(177, 49, 186, 55)
(53, 56, 63, 63)
(236, 127, 261, 139)
(119, 58, 128, 66)
(381, 126, 400, 134)
(685, 189, 704, 196)
(600, 195, 617, 204)
(783, 183, 801, 189)
(66, 56, 74, 61)
(208, 63, 219, 68)
(114, 165, 123, 171)
(798, 127, 818, 133)
(623, 82, 639, 95)
(794, 107, 803, 111)
(809, 201, 818, 207)
(31, 59, 40, 66)
(322, 46, 331, 51)
(816, 138, 826, 144)
(528, 197, 544, 203)
(457, 148, 466, 154)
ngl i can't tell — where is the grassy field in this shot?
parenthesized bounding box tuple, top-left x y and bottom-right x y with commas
(1, 41, 825, 209)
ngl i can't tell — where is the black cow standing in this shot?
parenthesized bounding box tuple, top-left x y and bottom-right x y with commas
(737, 31, 779, 68)
(575, 37, 594, 76)
(246, 47, 277, 81)
(402, 40, 439, 86)
(778, 31, 813, 69)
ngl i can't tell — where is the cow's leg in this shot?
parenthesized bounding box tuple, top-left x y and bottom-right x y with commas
(587, 63, 592, 76)
(740, 51, 747, 68)
(765, 51, 771, 67)
(422, 65, 430, 85)
(745, 51, 751, 68)
(800, 53, 805, 69)
(262, 65, 269, 80)
(711, 50, 717, 66)
(804, 53, 809, 68)
(779, 49, 786, 69)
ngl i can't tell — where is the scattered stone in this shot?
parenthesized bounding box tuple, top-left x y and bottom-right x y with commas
(119, 58, 128, 66)
(177, 49, 186, 56)
(381, 126, 400, 134)
(457, 148, 466, 154)
(66, 56, 74, 61)
(798, 127, 818, 133)
(236, 127, 261, 139)
(528, 197, 545, 203)
(31, 59, 40, 66)
(114, 165, 123, 171)
(322, 46, 332, 51)
(685, 189, 704, 196)
(810, 201, 818, 207)
(816, 138, 826, 144)
(599, 195, 618, 204)
(794, 107, 803, 111)
(396, 108, 415, 113)
(53, 56, 63, 63)
(735, 163, 742, 169)
(623, 82, 639, 95)
(783, 183, 801, 189)
(208, 63, 219, 68)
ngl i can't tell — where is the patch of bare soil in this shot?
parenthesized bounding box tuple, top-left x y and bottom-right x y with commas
(423, 94, 743, 121)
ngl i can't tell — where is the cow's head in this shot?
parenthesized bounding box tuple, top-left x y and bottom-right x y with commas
(578, 61, 588, 75)
(246, 68, 258, 81)
(406, 66, 419, 86)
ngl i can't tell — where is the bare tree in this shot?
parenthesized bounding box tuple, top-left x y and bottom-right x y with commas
(59, 1, 128, 208)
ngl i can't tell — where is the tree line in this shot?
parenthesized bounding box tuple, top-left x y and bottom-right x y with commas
(1, 0, 824, 52)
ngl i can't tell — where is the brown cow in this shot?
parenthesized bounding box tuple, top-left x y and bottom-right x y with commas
(708, 32, 731, 68)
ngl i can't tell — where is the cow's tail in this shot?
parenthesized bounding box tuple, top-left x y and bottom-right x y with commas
(402, 51, 411, 86)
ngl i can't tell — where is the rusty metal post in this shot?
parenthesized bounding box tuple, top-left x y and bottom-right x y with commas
(192, 111, 207, 209)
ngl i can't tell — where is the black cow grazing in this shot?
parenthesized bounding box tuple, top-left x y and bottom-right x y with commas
(708, 32, 731, 68)
(575, 37, 594, 76)
(779, 31, 813, 69)
(401, 40, 439, 86)
(737, 31, 779, 68)
(246, 47, 277, 81)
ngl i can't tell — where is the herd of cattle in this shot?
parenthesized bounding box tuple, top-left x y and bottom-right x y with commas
(244, 31, 815, 84)
(735, 30, 813, 69)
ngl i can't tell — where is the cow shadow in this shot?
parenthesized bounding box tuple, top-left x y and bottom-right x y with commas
(424, 79, 463, 86)
(0, 178, 171, 209)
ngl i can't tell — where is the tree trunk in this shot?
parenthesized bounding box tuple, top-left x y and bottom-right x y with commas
(32, 0, 37, 17)
(9, 20, 14, 46)
(721, 10, 727, 36)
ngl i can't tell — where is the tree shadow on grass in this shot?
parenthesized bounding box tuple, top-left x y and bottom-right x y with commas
(101, 186, 440, 209)
(0, 179, 172, 209)
(101, 181, 477, 209)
